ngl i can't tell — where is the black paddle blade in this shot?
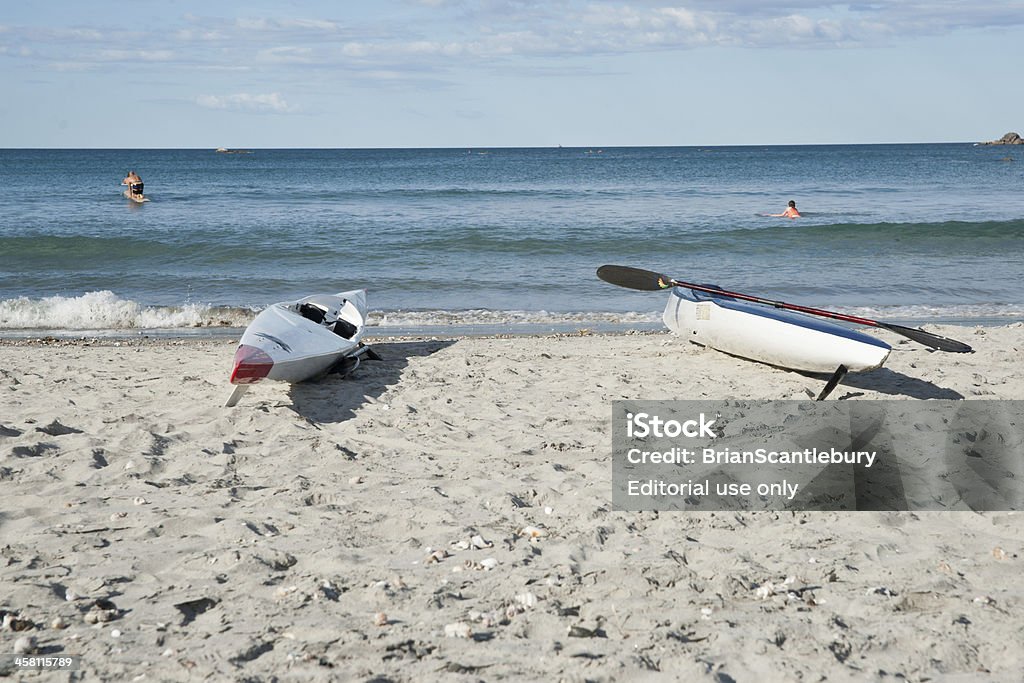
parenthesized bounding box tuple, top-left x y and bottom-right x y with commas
(881, 323, 973, 353)
(596, 265, 674, 291)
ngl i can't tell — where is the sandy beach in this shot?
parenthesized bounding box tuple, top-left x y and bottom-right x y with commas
(1, 324, 1022, 681)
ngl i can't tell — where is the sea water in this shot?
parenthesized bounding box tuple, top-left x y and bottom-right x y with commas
(1, 145, 1022, 335)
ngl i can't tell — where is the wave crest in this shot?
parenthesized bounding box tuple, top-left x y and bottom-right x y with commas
(1, 291, 1021, 334)
(0, 291, 251, 330)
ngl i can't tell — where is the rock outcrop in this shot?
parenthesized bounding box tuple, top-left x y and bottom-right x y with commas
(981, 131, 1023, 145)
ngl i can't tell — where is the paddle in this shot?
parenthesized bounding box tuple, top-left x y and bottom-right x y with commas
(596, 265, 973, 353)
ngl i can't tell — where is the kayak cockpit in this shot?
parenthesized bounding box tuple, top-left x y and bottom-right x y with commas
(295, 297, 362, 340)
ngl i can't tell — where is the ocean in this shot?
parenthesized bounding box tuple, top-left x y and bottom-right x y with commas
(1, 144, 1022, 336)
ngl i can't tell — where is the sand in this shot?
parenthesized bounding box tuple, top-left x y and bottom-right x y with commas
(0, 324, 1021, 681)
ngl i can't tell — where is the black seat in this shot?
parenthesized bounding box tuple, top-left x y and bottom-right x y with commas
(332, 319, 358, 339)
(298, 303, 326, 324)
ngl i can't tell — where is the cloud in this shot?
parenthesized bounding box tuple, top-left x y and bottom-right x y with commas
(2, 3, 1023, 79)
(257, 46, 316, 64)
(96, 49, 176, 62)
(234, 17, 345, 33)
(195, 92, 297, 114)
(175, 28, 227, 42)
(423, 1, 1024, 51)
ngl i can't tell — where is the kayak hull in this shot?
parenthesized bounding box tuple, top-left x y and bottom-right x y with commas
(231, 289, 369, 385)
(663, 286, 890, 373)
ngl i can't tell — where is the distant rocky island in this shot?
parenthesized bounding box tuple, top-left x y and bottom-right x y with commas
(980, 132, 1023, 145)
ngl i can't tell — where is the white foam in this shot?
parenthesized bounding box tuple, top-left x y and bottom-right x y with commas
(843, 303, 1024, 321)
(1, 291, 1021, 333)
(366, 309, 661, 327)
(0, 291, 248, 330)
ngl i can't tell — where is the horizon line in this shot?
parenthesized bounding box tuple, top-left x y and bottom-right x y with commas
(0, 140, 1001, 151)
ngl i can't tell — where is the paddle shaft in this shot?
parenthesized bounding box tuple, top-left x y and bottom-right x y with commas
(667, 278, 885, 329)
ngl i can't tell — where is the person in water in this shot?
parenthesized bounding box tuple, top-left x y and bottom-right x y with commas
(770, 200, 801, 218)
(122, 170, 144, 197)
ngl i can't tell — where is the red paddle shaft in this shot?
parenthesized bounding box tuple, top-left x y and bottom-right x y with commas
(662, 277, 885, 329)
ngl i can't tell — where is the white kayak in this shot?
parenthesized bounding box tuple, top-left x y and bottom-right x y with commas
(663, 286, 891, 374)
(226, 289, 373, 406)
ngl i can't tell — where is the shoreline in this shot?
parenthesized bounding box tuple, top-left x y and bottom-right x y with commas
(0, 315, 1021, 343)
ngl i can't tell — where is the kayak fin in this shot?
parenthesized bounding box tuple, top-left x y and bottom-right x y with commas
(816, 365, 849, 401)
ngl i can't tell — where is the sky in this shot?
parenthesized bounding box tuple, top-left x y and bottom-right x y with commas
(1, 1, 1023, 147)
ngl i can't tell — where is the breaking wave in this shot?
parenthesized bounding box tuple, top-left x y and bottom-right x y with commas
(0, 291, 253, 331)
(1, 291, 1020, 335)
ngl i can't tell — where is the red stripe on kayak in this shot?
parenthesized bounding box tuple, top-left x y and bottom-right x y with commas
(230, 344, 273, 384)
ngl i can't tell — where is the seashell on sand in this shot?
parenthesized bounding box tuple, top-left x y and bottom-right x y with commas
(425, 549, 448, 564)
(465, 557, 499, 571)
(274, 585, 298, 599)
(518, 525, 547, 541)
(514, 592, 538, 608)
(84, 599, 120, 624)
(444, 622, 473, 639)
(470, 534, 493, 549)
(14, 635, 37, 654)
